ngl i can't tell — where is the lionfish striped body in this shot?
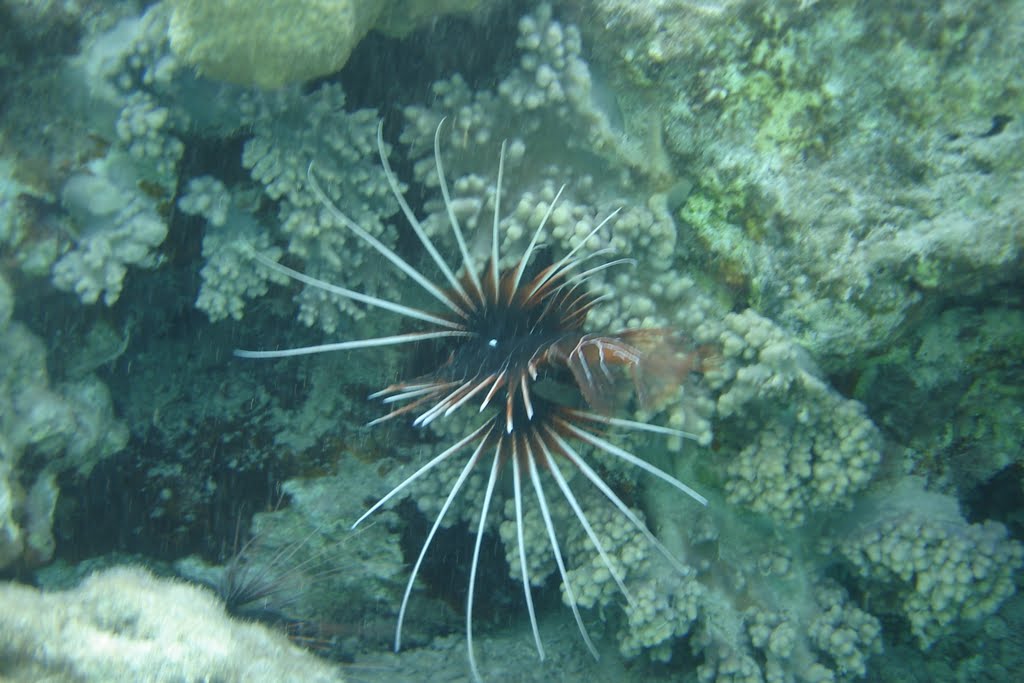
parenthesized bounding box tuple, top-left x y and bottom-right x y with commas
(237, 120, 706, 680)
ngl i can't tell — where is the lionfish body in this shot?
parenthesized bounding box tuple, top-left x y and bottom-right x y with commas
(237, 120, 706, 680)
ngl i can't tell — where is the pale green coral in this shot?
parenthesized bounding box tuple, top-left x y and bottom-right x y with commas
(498, 478, 704, 662)
(53, 162, 171, 306)
(168, 0, 487, 89)
(587, 0, 1024, 374)
(48, 15, 184, 308)
(676, 185, 759, 297)
(842, 517, 1022, 648)
(559, 497, 647, 610)
(716, 9, 839, 161)
(1, 318, 127, 569)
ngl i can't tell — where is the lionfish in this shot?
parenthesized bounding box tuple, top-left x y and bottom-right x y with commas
(237, 120, 707, 680)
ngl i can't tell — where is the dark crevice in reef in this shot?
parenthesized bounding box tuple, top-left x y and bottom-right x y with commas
(176, 133, 252, 191)
(395, 498, 558, 625)
(964, 464, 1024, 539)
(34, 248, 313, 570)
(50, 444, 274, 564)
(833, 277, 1024, 439)
(331, 0, 531, 119)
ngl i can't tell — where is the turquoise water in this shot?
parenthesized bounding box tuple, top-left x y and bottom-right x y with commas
(1, 1, 1021, 681)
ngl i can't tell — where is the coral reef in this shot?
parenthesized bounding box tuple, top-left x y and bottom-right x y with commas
(0, 0, 1020, 681)
(853, 305, 1024, 495)
(176, 454, 410, 647)
(236, 84, 400, 331)
(346, 2, 1020, 677)
(44, 5, 185, 306)
(52, 159, 171, 305)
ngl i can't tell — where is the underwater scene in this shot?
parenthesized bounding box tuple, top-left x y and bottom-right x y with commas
(1, 1, 1021, 681)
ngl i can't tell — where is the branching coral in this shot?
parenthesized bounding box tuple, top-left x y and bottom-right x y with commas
(178, 176, 287, 321)
(52, 160, 170, 306)
(46, 7, 184, 307)
(237, 84, 400, 332)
